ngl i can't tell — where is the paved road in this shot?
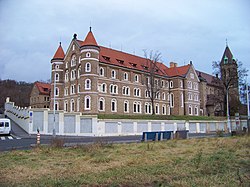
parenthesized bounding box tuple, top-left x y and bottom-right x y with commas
(0, 117, 221, 152)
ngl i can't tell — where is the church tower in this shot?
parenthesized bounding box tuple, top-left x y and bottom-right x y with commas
(50, 42, 65, 111)
(80, 27, 100, 114)
(220, 44, 240, 115)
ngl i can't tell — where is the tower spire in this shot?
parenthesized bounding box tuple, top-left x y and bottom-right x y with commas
(226, 38, 228, 47)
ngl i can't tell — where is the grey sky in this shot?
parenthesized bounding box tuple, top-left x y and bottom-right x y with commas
(0, 0, 249, 83)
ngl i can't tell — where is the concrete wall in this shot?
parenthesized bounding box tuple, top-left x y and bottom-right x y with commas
(4, 99, 248, 136)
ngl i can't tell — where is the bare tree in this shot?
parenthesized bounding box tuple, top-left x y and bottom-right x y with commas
(144, 50, 162, 115)
(212, 60, 248, 115)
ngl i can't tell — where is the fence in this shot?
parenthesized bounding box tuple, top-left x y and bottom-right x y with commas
(4, 98, 248, 136)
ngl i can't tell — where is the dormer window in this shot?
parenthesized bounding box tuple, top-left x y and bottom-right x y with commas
(130, 62, 137, 67)
(142, 65, 148, 70)
(103, 56, 110, 62)
(117, 59, 124, 64)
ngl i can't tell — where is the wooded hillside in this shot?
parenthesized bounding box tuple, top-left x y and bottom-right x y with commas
(0, 79, 33, 113)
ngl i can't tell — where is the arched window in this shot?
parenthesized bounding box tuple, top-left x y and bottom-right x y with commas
(85, 96, 91, 110)
(162, 92, 166, 100)
(99, 97, 105, 111)
(166, 81, 169, 88)
(170, 93, 174, 108)
(65, 70, 69, 82)
(101, 83, 106, 93)
(126, 87, 130, 95)
(71, 85, 75, 94)
(54, 101, 59, 110)
(134, 88, 140, 97)
(170, 81, 173, 88)
(55, 87, 59, 96)
(161, 80, 165, 87)
(64, 88, 68, 96)
(71, 69, 76, 80)
(189, 105, 192, 115)
(194, 105, 198, 116)
(55, 73, 59, 82)
(133, 101, 141, 113)
(134, 74, 139, 82)
(64, 101, 68, 112)
(71, 55, 77, 66)
(155, 104, 159, 114)
(124, 72, 128, 80)
(85, 62, 91, 72)
(85, 79, 91, 90)
(167, 105, 170, 115)
(78, 66, 81, 78)
(162, 104, 166, 115)
(111, 70, 116, 79)
(111, 99, 117, 112)
(100, 67, 104, 76)
(70, 99, 75, 112)
(110, 84, 118, 94)
(124, 100, 129, 113)
(187, 81, 192, 89)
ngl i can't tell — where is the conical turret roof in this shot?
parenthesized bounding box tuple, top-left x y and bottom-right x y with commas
(52, 42, 65, 60)
(81, 27, 98, 47)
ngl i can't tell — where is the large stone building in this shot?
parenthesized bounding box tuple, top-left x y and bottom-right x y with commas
(50, 28, 238, 116)
(30, 82, 51, 108)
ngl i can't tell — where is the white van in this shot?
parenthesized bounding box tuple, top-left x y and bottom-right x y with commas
(0, 118, 11, 135)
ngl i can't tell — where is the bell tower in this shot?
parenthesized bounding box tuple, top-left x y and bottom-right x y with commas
(220, 44, 240, 115)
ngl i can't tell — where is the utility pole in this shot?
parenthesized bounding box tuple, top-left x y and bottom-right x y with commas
(246, 78, 250, 135)
(226, 88, 231, 133)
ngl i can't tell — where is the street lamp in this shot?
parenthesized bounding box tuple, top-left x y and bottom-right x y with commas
(226, 87, 231, 133)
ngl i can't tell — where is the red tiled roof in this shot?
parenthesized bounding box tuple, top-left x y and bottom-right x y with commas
(196, 70, 222, 87)
(35, 82, 51, 95)
(99, 46, 169, 76)
(52, 43, 65, 60)
(73, 30, 192, 78)
(81, 30, 98, 46)
(164, 65, 190, 77)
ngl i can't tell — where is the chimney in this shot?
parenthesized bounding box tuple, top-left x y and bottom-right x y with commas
(190, 61, 192, 65)
(170, 62, 178, 68)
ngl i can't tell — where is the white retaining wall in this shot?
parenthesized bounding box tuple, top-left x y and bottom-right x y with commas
(4, 99, 248, 136)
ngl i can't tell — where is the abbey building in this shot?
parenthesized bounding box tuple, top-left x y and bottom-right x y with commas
(50, 28, 238, 116)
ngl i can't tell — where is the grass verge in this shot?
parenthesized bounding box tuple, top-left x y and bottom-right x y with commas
(98, 114, 226, 121)
(0, 136, 249, 186)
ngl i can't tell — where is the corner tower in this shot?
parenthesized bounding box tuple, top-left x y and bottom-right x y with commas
(50, 42, 65, 111)
(80, 27, 100, 114)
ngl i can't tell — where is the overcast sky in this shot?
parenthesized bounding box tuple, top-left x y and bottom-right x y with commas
(0, 0, 249, 83)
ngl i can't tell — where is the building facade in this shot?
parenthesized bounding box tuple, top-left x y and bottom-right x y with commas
(30, 82, 51, 108)
(50, 28, 238, 116)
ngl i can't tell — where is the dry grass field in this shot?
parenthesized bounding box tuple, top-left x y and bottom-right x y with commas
(0, 136, 249, 187)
